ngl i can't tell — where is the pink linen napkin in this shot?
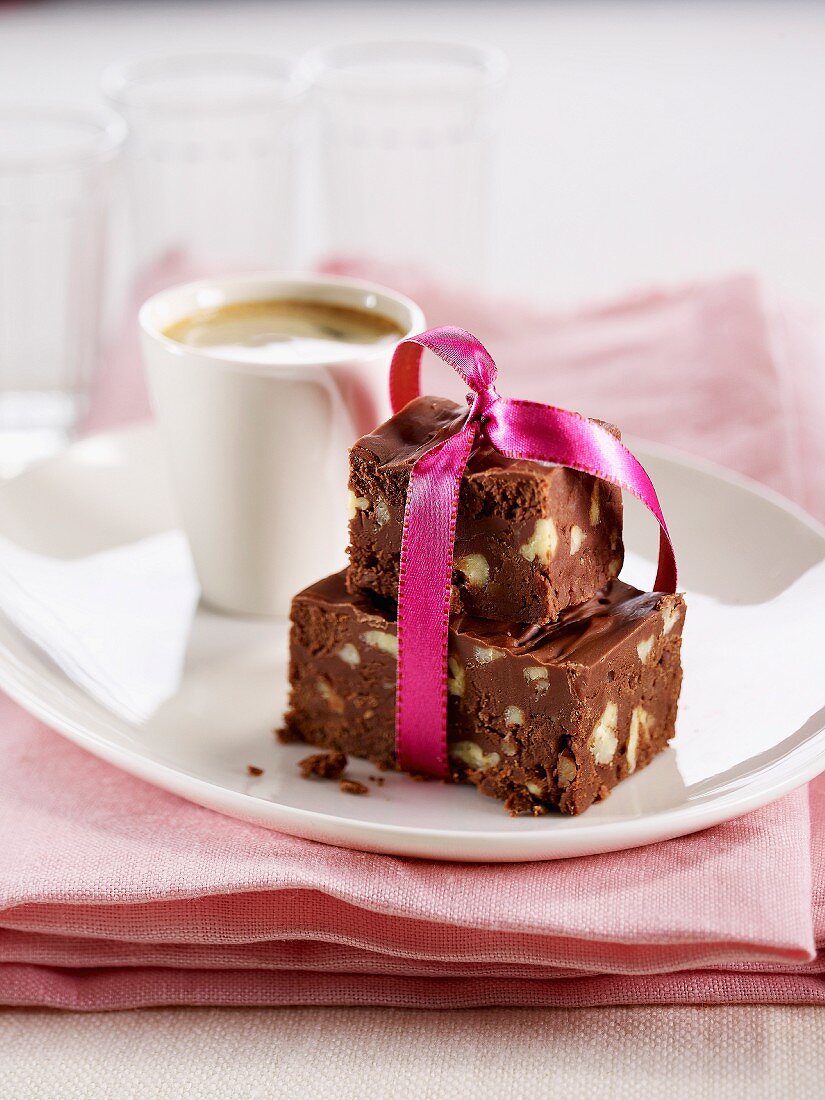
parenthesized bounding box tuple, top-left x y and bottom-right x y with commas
(1, 271, 823, 1011)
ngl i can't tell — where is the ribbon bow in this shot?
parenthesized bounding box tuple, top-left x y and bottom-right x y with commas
(391, 326, 677, 778)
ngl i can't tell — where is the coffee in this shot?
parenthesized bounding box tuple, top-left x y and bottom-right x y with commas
(164, 298, 406, 365)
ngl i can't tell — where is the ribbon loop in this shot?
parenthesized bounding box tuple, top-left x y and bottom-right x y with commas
(389, 326, 498, 415)
(390, 327, 678, 778)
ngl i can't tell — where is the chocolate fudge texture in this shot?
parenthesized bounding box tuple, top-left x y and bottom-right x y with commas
(347, 396, 624, 625)
(283, 571, 685, 816)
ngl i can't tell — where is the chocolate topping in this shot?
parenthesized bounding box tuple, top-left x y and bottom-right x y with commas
(457, 582, 664, 664)
(358, 395, 619, 475)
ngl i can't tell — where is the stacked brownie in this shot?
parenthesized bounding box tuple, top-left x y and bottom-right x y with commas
(283, 396, 686, 816)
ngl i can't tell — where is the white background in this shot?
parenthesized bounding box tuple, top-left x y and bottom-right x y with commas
(1, 0, 825, 310)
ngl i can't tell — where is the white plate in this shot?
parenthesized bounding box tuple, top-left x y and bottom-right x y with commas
(0, 425, 823, 862)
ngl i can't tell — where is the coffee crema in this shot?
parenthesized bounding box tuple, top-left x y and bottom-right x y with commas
(163, 298, 406, 365)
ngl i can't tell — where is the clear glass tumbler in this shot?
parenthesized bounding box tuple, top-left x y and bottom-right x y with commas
(0, 105, 124, 473)
(305, 40, 507, 286)
(101, 53, 307, 277)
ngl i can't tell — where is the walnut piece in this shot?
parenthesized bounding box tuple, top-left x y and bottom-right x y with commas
(449, 741, 501, 770)
(447, 656, 465, 697)
(504, 705, 525, 728)
(362, 630, 398, 658)
(569, 524, 585, 556)
(473, 645, 504, 665)
(589, 702, 619, 765)
(524, 666, 549, 695)
(590, 482, 600, 525)
(316, 678, 344, 713)
(501, 734, 518, 757)
(337, 643, 361, 667)
(347, 490, 370, 519)
(374, 497, 390, 528)
(519, 518, 558, 564)
(662, 598, 681, 635)
(627, 706, 654, 773)
(455, 553, 490, 588)
(636, 636, 654, 664)
(557, 752, 577, 789)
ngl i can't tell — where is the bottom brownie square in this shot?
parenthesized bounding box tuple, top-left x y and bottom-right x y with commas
(282, 572, 685, 816)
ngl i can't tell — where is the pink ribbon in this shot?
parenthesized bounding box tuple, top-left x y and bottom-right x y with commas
(391, 327, 678, 778)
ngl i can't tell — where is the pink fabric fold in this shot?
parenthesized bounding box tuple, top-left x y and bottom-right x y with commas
(2, 268, 824, 1010)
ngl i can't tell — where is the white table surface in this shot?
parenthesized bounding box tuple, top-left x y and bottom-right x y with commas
(1, 2, 824, 1095)
(2, 1006, 823, 1099)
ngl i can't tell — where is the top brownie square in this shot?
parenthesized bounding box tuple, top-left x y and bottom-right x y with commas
(347, 396, 624, 624)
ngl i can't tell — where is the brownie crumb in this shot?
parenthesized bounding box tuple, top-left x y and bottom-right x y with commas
(339, 779, 369, 796)
(504, 789, 537, 817)
(275, 725, 302, 744)
(368, 775, 385, 786)
(299, 751, 348, 780)
(246, 765, 264, 777)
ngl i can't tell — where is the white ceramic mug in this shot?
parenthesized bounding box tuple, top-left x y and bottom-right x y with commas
(139, 274, 425, 616)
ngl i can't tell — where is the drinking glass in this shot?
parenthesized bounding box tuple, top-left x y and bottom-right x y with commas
(101, 53, 307, 277)
(305, 40, 507, 285)
(0, 105, 124, 473)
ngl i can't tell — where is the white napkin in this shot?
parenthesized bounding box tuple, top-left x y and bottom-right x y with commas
(0, 531, 199, 724)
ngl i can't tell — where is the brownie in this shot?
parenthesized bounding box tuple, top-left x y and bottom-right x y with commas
(346, 396, 624, 624)
(282, 571, 685, 816)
